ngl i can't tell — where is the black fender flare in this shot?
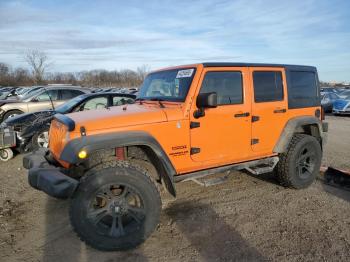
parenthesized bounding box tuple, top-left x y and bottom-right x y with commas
(60, 131, 177, 197)
(273, 116, 325, 153)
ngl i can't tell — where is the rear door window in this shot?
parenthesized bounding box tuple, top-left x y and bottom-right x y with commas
(35, 90, 59, 101)
(60, 90, 85, 100)
(288, 71, 319, 108)
(253, 71, 284, 102)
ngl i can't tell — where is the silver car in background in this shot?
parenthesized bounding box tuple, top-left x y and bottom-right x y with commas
(0, 86, 90, 122)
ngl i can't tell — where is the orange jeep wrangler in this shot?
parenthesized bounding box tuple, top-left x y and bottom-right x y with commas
(24, 63, 328, 251)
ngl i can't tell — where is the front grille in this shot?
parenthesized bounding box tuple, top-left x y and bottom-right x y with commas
(49, 120, 68, 156)
(0, 127, 16, 148)
(333, 100, 348, 110)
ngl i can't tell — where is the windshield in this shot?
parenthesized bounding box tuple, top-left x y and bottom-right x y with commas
(21, 88, 44, 100)
(55, 94, 88, 113)
(138, 68, 196, 102)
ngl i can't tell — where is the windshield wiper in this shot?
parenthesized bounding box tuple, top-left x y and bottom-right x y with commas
(150, 98, 165, 108)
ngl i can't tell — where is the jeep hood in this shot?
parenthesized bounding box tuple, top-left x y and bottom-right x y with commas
(66, 103, 168, 132)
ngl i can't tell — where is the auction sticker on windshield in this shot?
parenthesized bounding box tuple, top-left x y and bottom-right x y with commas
(176, 69, 194, 78)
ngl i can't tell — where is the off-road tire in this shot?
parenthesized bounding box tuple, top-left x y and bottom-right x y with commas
(3, 110, 23, 121)
(69, 161, 161, 251)
(275, 134, 322, 189)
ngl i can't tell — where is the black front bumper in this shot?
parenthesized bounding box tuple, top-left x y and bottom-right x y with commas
(23, 149, 78, 199)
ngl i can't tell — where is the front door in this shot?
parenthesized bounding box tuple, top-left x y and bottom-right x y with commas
(250, 67, 289, 153)
(28, 89, 60, 112)
(190, 67, 252, 163)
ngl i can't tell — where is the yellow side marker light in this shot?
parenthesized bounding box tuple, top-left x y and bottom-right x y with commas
(78, 150, 87, 159)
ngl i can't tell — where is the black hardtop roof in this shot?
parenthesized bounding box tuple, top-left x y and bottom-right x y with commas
(202, 62, 317, 72)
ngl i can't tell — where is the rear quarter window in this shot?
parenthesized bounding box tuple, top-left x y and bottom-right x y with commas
(288, 71, 320, 108)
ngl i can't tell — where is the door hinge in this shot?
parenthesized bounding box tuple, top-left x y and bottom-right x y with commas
(190, 147, 201, 155)
(252, 116, 260, 122)
(190, 121, 200, 129)
(251, 139, 259, 145)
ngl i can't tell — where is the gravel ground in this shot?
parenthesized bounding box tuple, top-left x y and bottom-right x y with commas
(0, 115, 349, 262)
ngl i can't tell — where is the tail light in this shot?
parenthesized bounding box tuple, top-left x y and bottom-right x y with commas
(320, 107, 325, 121)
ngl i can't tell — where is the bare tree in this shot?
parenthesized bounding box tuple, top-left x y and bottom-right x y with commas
(0, 63, 10, 86)
(24, 49, 51, 84)
(137, 64, 150, 82)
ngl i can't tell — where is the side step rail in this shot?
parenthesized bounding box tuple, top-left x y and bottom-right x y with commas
(245, 157, 279, 175)
(175, 156, 279, 183)
(190, 174, 229, 187)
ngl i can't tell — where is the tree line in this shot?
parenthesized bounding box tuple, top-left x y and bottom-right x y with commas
(0, 50, 149, 88)
(0, 62, 149, 88)
(1, 50, 337, 88)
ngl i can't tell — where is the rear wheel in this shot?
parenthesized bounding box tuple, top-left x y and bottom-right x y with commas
(275, 134, 322, 189)
(70, 161, 161, 251)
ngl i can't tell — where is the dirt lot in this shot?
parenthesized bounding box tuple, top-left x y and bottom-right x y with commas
(0, 115, 349, 262)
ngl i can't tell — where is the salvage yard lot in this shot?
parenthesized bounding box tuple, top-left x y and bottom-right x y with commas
(0, 115, 350, 262)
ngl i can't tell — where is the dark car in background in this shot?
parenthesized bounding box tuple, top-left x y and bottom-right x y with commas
(321, 92, 340, 112)
(1, 92, 135, 153)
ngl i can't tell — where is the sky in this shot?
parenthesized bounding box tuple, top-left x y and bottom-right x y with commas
(0, 0, 349, 81)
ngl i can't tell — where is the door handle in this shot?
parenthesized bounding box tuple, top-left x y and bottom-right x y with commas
(273, 108, 286, 113)
(234, 112, 250, 118)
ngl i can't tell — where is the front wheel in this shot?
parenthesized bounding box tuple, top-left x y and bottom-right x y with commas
(0, 148, 14, 161)
(69, 161, 161, 251)
(275, 134, 322, 189)
(31, 129, 50, 150)
(3, 110, 23, 121)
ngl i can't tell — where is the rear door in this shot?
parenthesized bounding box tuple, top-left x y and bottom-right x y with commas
(190, 67, 252, 163)
(250, 67, 288, 153)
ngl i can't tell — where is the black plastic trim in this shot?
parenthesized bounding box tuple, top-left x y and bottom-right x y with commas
(60, 131, 177, 196)
(202, 62, 316, 71)
(273, 116, 324, 153)
(190, 147, 201, 155)
(190, 122, 200, 129)
(252, 116, 260, 122)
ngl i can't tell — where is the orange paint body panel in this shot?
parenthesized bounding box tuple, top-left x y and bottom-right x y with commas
(48, 63, 322, 174)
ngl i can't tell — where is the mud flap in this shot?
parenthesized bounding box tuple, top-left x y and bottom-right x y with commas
(323, 167, 350, 190)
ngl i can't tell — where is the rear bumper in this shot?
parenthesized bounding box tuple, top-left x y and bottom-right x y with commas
(23, 149, 78, 199)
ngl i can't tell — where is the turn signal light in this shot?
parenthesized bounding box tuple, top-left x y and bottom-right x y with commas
(78, 150, 87, 159)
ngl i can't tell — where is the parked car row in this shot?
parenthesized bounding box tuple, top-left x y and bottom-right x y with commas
(320, 87, 350, 115)
(0, 85, 136, 161)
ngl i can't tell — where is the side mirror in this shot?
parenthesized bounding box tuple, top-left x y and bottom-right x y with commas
(196, 92, 217, 108)
(194, 92, 217, 118)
